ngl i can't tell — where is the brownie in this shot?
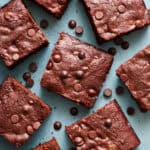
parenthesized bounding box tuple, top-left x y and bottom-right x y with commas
(66, 100, 140, 150)
(82, 0, 150, 42)
(0, 0, 48, 68)
(35, 0, 69, 18)
(0, 77, 51, 147)
(41, 32, 113, 108)
(33, 138, 60, 150)
(116, 45, 150, 110)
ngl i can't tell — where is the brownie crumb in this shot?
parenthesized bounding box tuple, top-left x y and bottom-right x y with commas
(68, 20, 77, 29)
(108, 47, 117, 56)
(54, 121, 62, 130)
(140, 108, 148, 113)
(75, 26, 83, 35)
(40, 19, 49, 29)
(116, 86, 124, 95)
(127, 107, 135, 116)
(70, 107, 78, 116)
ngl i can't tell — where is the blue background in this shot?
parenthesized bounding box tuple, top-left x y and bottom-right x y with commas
(0, 0, 150, 149)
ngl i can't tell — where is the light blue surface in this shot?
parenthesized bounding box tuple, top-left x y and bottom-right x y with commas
(0, 0, 150, 150)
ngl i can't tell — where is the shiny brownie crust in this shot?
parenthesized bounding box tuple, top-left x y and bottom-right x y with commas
(0, 0, 48, 68)
(41, 32, 113, 108)
(0, 77, 51, 147)
(66, 100, 140, 150)
(116, 45, 150, 110)
(82, 0, 150, 42)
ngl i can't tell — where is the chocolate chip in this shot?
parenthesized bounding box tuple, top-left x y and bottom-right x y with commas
(26, 78, 34, 88)
(114, 37, 123, 45)
(121, 41, 129, 49)
(103, 88, 112, 97)
(74, 83, 82, 92)
(75, 26, 83, 35)
(69, 147, 77, 150)
(29, 62, 37, 72)
(68, 20, 77, 29)
(57, 0, 65, 5)
(74, 137, 84, 146)
(116, 86, 124, 95)
(11, 114, 19, 124)
(70, 107, 78, 116)
(88, 88, 97, 97)
(23, 72, 31, 81)
(27, 29, 36, 37)
(33, 121, 41, 130)
(46, 60, 53, 70)
(78, 52, 85, 59)
(40, 19, 49, 29)
(54, 121, 62, 130)
(104, 118, 112, 128)
(95, 11, 104, 20)
(76, 70, 84, 79)
(140, 108, 148, 113)
(60, 70, 68, 79)
(108, 47, 117, 56)
(53, 54, 62, 63)
(127, 107, 135, 116)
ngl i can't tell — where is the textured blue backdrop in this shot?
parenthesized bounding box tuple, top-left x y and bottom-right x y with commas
(0, 0, 150, 150)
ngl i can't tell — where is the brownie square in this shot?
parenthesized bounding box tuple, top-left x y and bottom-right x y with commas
(33, 138, 60, 150)
(0, 0, 48, 68)
(66, 100, 140, 150)
(82, 0, 150, 42)
(0, 77, 51, 147)
(35, 0, 69, 18)
(41, 32, 113, 108)
(116, 45, 150, 110)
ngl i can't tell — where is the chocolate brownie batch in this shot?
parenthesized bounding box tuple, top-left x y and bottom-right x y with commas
(0, 0, 149, 149)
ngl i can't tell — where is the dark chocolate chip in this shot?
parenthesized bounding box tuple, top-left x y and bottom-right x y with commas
(75, 26, 83, 35)
(121, 41, 129, 49)
(26, 78, 34, 88)
(78, 52, 85, 59)
(70, 107, 78, 116)
(114, 37, 123, 45)
(54, 121, 62, 130)
(104, 118, 112, 128)
(53, 54, 62, 63)
(57, 0, 65, 5)
(60, 70, 68, 79)
(127, 107, 135, 116)
(88, 89, 97, 97)
(68, 20, 77, 29)
(46, 60, 53, 70)
(116, 86, 124, 95)
(29, 62, 37, 73)
(76, 70, 84, 79)
(103, 88, 112, 97)
(108, 47, 117, 56)
(40, 19, 49, 29)
(23, 72, 31, 81)
(140, 108, 148, 113)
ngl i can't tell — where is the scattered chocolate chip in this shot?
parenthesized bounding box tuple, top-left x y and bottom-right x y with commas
(140, 108, 148, 113)
(26, 78, 34, 88)
(54, 121, 62, 130)
(116, 86, 124, 95)
(69, 147, 77, 150)
(75, 26, 83, 35)
(29, 62, 37, 72)
(104, 118, 112, 128)
(114, 37, 123, 45)
(103, 88, 112, 97)
(108, 47, 117, 56)
(40, 19, 49, 29)
(121, 41, 129, 49)
(23, 72, 31, 81)
(78, 52, 85, 59)
(70, 107, 78, 116)
(127, 107, 135, 116)
(76, 70, 84, 79)
(60, 70, 68, 79)
(68, 20, 77, 29)
(46, 60, 53, 70)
